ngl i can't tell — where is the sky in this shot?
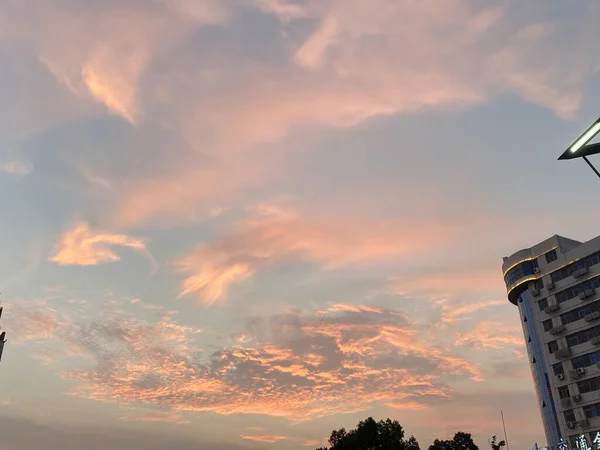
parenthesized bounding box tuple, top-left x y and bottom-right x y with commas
(1, 0, 600, 449)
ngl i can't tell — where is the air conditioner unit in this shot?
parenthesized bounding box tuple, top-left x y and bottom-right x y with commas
(574, 267, 589, 278)
(532, 288, 541, 296)
(547, 282, 555, 290)
(577, 367, 586, 375)
(550, 325, 565, 335)
(557, 348, 571, 358)
(578, 289, 594, 300)
(573, 394, 582, 403)
(545, 304, 559, 314)
(567, 422, 576, 430)
(557, 373, 565, 380)
(579, 419, 589, 428)
(570, 369, 581, 380)
(585, 312, 600, 322)
(592, 336, 600, 346)
(534, 268, 540, 274)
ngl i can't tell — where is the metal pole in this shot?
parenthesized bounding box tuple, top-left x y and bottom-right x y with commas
(582, 156, 600, 179)
(501, 410, 511, 450)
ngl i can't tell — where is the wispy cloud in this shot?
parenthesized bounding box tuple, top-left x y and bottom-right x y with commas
(240, 435, 288, 443)
(174, 204, 468, 304)
(454, 321, 525, 352)
(0, 160, 32, 175)
(120, 411, 190, 424)
(49, 222, 156, 269)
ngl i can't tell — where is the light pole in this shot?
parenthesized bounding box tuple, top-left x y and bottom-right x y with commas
(558, 118, 600, 179)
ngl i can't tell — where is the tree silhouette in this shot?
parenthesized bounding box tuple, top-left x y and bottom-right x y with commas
(429, 432, 479, 450)
(318, 417, 420, 450)
(489, 436, 506, 450)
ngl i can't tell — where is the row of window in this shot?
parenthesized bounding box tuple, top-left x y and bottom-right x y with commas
(566, 325, 600, 347)
(505, 260, 535, 287)
(537, 276, 600, 312)
(551, 251, 600, 284)
(578, 375, 600, 394)
(562, 399, 600, 422)
(542, 299, 600, 337)
(556, 276, 600, 304)
(561, 300, 600, 326)
(572, 349, 600, 369)
(504, 250, 557, 289)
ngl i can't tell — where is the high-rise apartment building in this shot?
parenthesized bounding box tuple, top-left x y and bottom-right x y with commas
(503, 235, 600, 450)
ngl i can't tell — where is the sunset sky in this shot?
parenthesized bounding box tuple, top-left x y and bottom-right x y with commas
(1, 1, 600, 449)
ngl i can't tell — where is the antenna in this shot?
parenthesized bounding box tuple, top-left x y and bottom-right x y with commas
(501, 410, 510, 450)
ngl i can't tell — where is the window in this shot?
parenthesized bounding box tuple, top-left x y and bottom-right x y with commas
(504, 260, 536, 288)
(565, 325, 600, 347)
(578, 376, 600, 394)
(571, 349, 600, 369)
(546, 249, 558, 264)
(538, 298, 549, 311)
(548, 341, 559, 354)
(553, 363, 564, 376)
(543, 319, 553, 331)
(560, 300, 600, 325)
(551, 251, 600, 284)
(558, 386, 570, 399)
(564, 410, 576, 422)
(583, 403, 600, 418)
(555, 276, 600, 304)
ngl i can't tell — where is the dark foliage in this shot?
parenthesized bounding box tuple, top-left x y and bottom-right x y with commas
(429, 432, 479, 450)
(317, 417, 420, 450)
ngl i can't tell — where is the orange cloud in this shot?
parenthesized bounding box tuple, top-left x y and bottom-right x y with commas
(174, 205, 468, 304)
(454, 321, 525, 352)
(49, 222, 156, 269)
(2, 300, 60, 345)
(16, 300, 482, 423)
(240, 435, 288, 443)
(439, 300, 506, 325)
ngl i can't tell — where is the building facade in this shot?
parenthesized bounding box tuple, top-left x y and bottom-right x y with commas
(503, 235, 600, 450)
